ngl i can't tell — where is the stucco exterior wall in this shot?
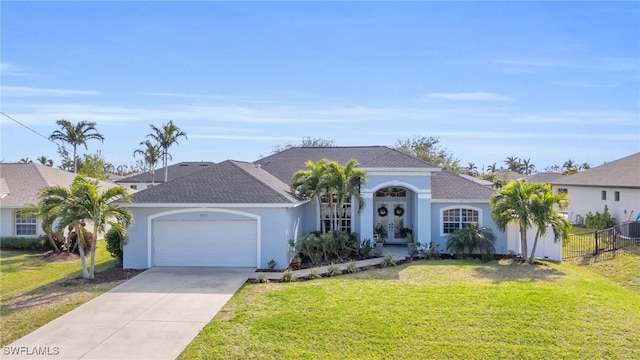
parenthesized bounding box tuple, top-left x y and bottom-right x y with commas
(430, 202, 508, 255)
(123, 206, 296, 269)
(555, 186, 640, 225)
(0, 208, 45, 238)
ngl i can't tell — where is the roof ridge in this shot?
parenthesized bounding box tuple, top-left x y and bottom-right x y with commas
(228, 161, 295, 203)
(32, 163, 53, 187)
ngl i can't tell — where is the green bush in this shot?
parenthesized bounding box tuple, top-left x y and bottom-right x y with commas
(280, 269, 296, 282)
(256, 273, 269, 283)
(105, 224, 128, 263)
(346, 262, 360, 273)
(307, 268, 321, 280)
(0, 236, 45, 251)
(585, 205, 616, 230)
(293, 230, 360, 267)
(446, 223, 496, 261)
(326, 263, 342, 277)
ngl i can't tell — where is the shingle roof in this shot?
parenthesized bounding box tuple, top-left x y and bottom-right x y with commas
(131, 160, 303, 204)
(254, 146, 437, 184)
(459, 174, 493, 187)
(524, 172, 565, 184)
(492, 170, 522, 182)
(0, 163, 120, 208)
(550, 152, 640, 188)
(431, 170, 495, 200)
(116, 162, 215, 184)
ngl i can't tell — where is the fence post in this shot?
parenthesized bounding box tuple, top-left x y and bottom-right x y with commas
(594, 231, 598, 255)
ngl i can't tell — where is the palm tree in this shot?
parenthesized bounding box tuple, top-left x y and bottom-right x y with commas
(19, 157, 32, 163)
(528, 184, 571, 264)
(37, 156, 54, 167)
(39, 176, 132, 278)
(446, 222, 496, 261)
(291, 159, 331, 232)
(486, 163, 497, 174)
(325, 159, 368, 230)
(19, 203, 61, 253)
(521, 158, 535, 175)
(490, 180, 535, 259)
(146, 120, 187, 182)
(504, 156, 520, 172)
(49, 120, 105, 173)
(467, 162, 478, 176)
(133, 140, 162, 185)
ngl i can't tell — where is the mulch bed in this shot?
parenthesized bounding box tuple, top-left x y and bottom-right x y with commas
(43, 251, 81, 262)
(62, 265, 146, 286)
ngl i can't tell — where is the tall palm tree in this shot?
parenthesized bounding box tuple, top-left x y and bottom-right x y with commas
(49, 120, 105, 173)
(504, 156, 520, 172)
(486, 163, 497, 174)
(528, 184, 571, 264)
(146, 120, 187, 182)
(521, 158, 535, 175)
(133, 140, 162, 185)
(325, 159, 368, 230)
(291, 159, 331, 233)
(467, 162, 478, 176)
(37, 156, 54, 167)
(19, 157, 32, 163)
(39, 176, 132, 278)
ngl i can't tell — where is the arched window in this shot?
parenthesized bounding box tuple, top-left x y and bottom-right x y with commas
(441, 207, 480, 235)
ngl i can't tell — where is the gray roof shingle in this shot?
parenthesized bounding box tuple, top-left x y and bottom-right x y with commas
(131, 160, 302, 204)
(116, 162, 215, 184)
(254, 146, 437, 184)
(0, 163, 121, 208)
(524, 172, 565, 184)
(432, 170, 495, 200)
(550, 152, 640, 188)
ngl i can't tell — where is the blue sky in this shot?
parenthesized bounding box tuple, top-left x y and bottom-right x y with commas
(1, 1, 639, 172)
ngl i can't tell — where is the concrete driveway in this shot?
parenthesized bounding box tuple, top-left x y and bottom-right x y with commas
(4, 267, 254, 360)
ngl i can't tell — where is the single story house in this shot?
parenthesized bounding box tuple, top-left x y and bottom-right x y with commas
(549, 152, 640, 226)
(0, 163, 119, 238)
(116, 161, 215, 191)
(123, 146, 508, 269)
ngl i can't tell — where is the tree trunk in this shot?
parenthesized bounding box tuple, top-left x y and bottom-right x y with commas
(73, 145, 78, 173)
(76, 222, 90, 278)
(164, 153, 169, 182)
(89, 226, 97, 278)
(520, 223, 528, 259)
(47, 231, 61, 253)
(529, 232, 541, 264)
(318, 195, 326, 233)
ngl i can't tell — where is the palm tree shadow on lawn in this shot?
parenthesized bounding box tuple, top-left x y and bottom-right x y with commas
(469, 260, 566, 284)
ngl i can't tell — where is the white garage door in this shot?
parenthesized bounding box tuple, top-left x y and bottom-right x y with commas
(153, 220, 257, 267)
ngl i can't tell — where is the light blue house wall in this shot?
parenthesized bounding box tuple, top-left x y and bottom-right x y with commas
(430, 202, 508, 254)
(123, 206, 302, 269)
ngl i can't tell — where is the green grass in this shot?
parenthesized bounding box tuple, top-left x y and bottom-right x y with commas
(180, 259, 640, 360)
(0, 243, 121, 346)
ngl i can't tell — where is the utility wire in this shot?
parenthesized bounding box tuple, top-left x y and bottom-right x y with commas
(0, 111, 71, 152)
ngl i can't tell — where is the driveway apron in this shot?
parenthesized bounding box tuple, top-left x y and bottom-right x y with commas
(3, 267, 253, 360)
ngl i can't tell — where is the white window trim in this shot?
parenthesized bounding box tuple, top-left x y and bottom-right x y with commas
(439, 205, 483, 237)
(15, 210, 37, 237)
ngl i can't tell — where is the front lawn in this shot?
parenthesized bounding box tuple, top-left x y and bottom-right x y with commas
(180, 259, 640, 359)
(0, 244, 122, 346)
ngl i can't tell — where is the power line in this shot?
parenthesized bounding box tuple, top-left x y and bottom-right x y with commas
(0, 112, 70, 152)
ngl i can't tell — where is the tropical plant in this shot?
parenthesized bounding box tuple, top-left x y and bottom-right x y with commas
(307, 268, 321, 279)
(280, 269, 296, 282)
(346, 261, 360, 273)
(326, 264, 341, 277)
(324, 159, 368, 230)
(105, 223, 128, 263)
(267, 259, 277, 269)
(382, 254, 396, 267)
(373, 223, 387, 241)
(49, 120, 104, 173)
(18, 204, 61, 253)
(521, 158, 535, 175)
(504, 156, 520, 172)
(78, 152, 112, 180)
(291, 159, 331, 232)
(446, 223, 496, 261)
(585, 205, 616, 230)
(133, 140, 162, 185)
(146, 120, 187, 182)
(37, 156, 54, 167)
(467, 162, 478, 176)
(256, 273, 269, 283)
(486, 162, 498, 173)
(39, 176, 132, 278)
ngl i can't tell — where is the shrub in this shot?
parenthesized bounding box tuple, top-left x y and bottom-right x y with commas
(280, 269, 296, 282)
(326, 264, 342, 277)
(346, 262, 360, 273)
(446, 223, 496, 261)
(105, 224, 128, 263)
(585, 205, 616, 230)
(358, 238, 374, 258)
(267, 259, 277, 269)
(294, 230, 359, 267)
(382, 254, 397, 267)
(0, 236, 45, 251)
(256, 273, 269, 283)
(307, 268, 321, 280)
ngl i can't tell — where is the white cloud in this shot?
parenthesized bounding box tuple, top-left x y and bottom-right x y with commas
(2, 86, 100, 97)
(423, 92, 512, 101)
(0, 62, 36, 77)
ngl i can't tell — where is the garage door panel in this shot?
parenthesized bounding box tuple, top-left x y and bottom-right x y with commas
(153, 220, 257, 267)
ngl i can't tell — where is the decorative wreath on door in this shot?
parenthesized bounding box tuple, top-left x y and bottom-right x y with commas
(377, 206, 388, 217)
(394, 206, 405, 217)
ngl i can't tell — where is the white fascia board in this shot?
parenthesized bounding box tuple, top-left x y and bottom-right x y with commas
(431, 199, 490, 204)
(123, 201, 308, 208)
(360, 167, 441, 175)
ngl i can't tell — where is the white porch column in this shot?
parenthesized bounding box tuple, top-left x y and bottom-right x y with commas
(360, 192, 374, 241)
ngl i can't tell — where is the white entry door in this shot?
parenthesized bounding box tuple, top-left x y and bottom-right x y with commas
(375, 201, 407, 243)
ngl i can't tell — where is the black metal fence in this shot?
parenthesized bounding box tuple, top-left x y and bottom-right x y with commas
(563, 221, 640, 259)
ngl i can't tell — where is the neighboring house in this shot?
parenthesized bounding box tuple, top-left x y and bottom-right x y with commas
(122, 146, 507, 269)
(459, 174, 493, 188)
(523, 172, 565, 184)
(0, 163, 120, 238)
(493, 170, 522, 183)
(115, 161, 215, 191)
(549, 152, 640, 226)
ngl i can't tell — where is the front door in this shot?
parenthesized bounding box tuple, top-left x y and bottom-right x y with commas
(375, 201, 407, 243)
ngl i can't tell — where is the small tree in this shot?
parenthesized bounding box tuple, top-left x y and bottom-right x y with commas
(446, 223, 496, 261)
